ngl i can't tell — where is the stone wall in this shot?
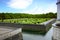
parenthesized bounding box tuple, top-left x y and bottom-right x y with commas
(4, 33, 23, 40)
(22, 19, 56, 33)
(42, 18, 56, 31)
(52, 23, 60, 40)
(0, 23, 23, 40)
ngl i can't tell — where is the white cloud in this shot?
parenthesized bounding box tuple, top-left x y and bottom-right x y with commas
(7, 0, 57, 14)
(22, 3, 57, 14)
(44, 3, 57, 13)
(7, 0, 33, 9)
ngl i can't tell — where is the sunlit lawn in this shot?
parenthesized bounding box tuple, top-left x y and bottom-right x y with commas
(0, 18, 51, 24)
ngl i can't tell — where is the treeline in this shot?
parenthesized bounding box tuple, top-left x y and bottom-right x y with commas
(0, 12, 57, 19)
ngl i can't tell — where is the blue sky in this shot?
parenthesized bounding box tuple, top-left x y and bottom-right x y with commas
(0, 0, 57, 14)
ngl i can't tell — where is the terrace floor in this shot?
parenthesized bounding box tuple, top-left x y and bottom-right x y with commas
(0, 26, 16, 35)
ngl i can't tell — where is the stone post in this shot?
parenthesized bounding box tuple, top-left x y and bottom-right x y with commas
(57, 0, 60, 21)
(52, 0, 60, 40)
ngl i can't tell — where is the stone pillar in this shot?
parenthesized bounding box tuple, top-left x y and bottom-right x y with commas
(52, 0, 60, 40)
(57, 0, 60, 21)
(52, 23, 60, 40)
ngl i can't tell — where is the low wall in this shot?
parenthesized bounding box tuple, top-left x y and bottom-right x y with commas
(22, 18, 56, 33)
(0, 23, 23, 28)
(41, 18, 56, 31)
(52, 22, 60, 40)
(22, 24, 46, 34)
(0, 23, 23, 40)
(4, 32, 23, 40)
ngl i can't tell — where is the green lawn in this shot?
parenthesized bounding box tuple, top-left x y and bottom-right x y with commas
(0, 18, 51, 24)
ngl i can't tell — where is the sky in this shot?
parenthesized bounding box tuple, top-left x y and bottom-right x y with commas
(0, 0, 57, 14)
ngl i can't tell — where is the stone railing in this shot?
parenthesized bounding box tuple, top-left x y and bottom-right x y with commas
(0, 23, 23, 40)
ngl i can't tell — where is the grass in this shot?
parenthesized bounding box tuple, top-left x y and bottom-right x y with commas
(0, 18, 51, 24)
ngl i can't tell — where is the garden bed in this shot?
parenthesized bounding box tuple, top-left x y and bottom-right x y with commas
(0, 18, 51, 24)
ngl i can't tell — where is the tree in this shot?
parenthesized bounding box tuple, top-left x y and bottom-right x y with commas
(1, 13, 5, 22)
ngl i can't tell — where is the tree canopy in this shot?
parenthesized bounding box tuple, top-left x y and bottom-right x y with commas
(0, 12, 57, 19)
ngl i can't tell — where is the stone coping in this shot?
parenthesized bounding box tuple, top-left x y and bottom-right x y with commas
(40, 18, 56, 26)
(0, 22, 23, 28)
(0, 23, 22, 40)
(52, 23, 56, 27)
(0, 26, 22, 40)
(52, 23, 60, 28)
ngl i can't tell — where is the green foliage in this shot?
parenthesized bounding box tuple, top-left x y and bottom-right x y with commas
(0, 13, 5, 22)
(0, 12, 57, 19)
(0, 18, 51, 24)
